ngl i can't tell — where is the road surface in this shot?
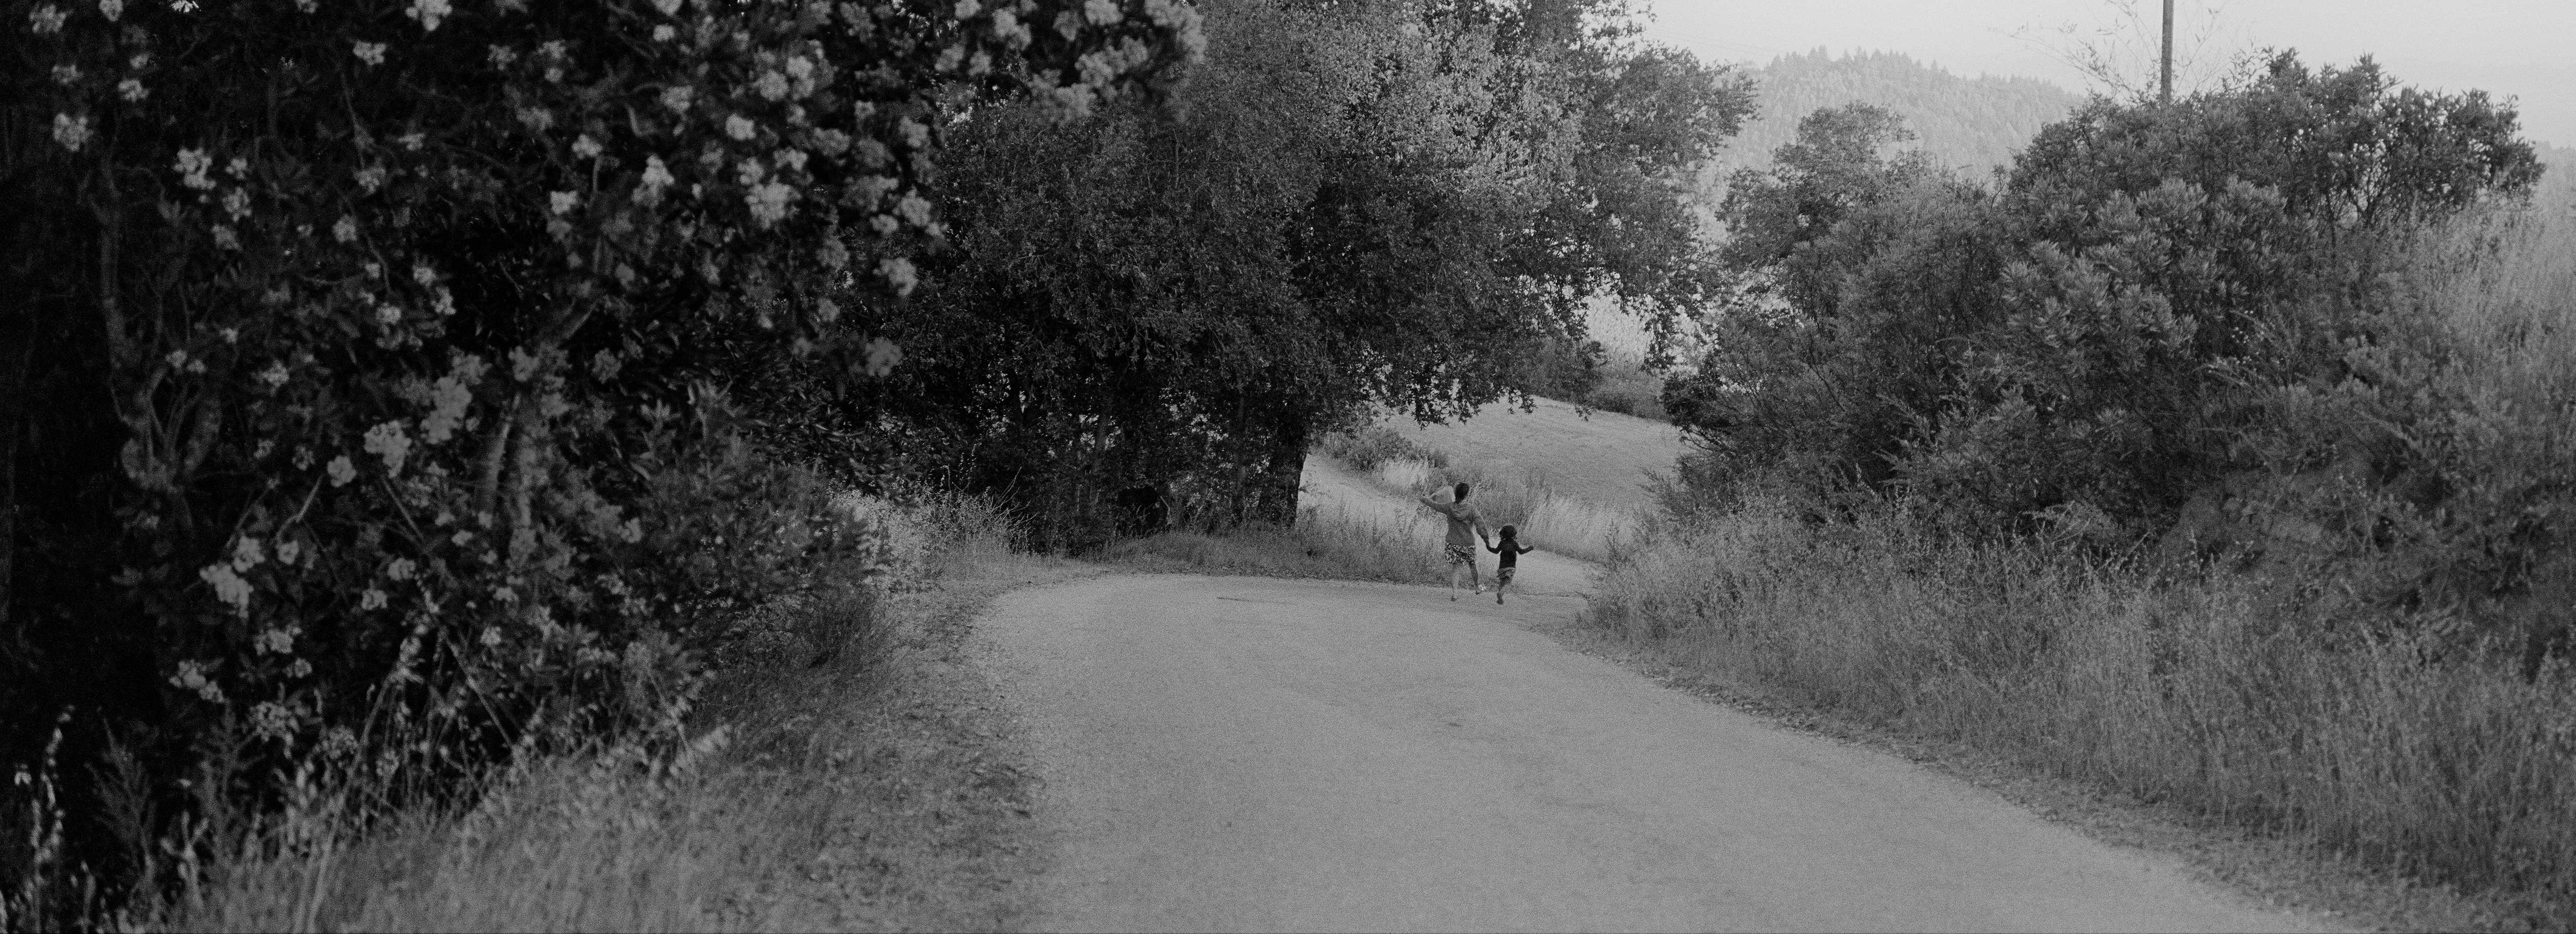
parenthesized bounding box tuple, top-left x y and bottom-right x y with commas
(978, 571, 2327, 932)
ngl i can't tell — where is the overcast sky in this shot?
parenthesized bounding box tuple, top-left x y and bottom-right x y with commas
(1639, 1, 2576, 145)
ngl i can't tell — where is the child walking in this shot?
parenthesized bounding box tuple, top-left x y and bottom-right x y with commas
(1485, 524, 1535, 604)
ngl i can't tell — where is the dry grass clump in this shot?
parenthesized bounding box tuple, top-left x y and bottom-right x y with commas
(1587, 500, 2576, 925)
(147, 490, 1051, 933)
(1102, 501, 1443, 584)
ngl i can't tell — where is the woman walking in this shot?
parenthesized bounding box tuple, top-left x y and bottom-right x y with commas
(1419, 482, 1490, 600)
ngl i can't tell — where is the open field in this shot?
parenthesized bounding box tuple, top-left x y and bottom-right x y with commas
(1370, 398, 1690, 514)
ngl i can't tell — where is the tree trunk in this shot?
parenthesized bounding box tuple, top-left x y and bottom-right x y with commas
(1249, 406, 1309, 526)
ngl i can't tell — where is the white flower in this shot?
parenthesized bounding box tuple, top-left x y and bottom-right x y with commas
(250, 702, 295, 741)
(724, 114, 756, 140)
(817, 238, 847, 270)
(549, 190, 578, 214)
(325, 454, 356, 487)
(935, 44, 964, 73)
(199, 563, 252, 615)
(735, 157, 766, 186)
(171, 659, 224, 702)
(362, 420, 412, 474)
(112, 78, 142, 106)
(30, 5, 67, 33)
(1083, 0, 1118, 25)
(211, 226, 240, 251)
(231, 536, 266, 572)
(863, 336, 904, 376)
(640, 155, 675, 191)
(652, 24, 675, 41)
(660, 85, 693, 113)
(776, 148, 807, 173)
(256, 361, 290, 388)
(869, 213, 899, 236)
(952, 0, 977, 18)
(220, 327, 239, 344)
(97, 0, 122, 21)
(275, 539, 302, 566)
(991, 9, 1024, 45)
(255, 627, 296, 655)
(404, 0, 451, 31)
(488, 44, 518, 67)
(53, 64, 82, 86)
(897, 117, 928, 150)
(176, 148, 214, 189)
(222, 188, 250, 220)
(412, 263, 438, 286)
(387, 558, 417, 581)
(815, 297, 842, 323)
(517, 107, 553, 131)
(50, 113, 90, 152)
(754, 71, 789, 101)
(421, 375, 473, 444)
(651, 0, 680, 13)
(480, 626, 503, 647)
(286, 658, 312, 677)
(745, 181, 795, 227)
(876, 258, 917, 297)
(375, 303, 401, 326)
(895, 193, 933, 227)
(352, 41, 387, 66)
(354, 165, 386, 194)
(399, 132, 425, 151)
(572, 134, 602, 159)
(359, 588, 388, 610)
(333, 215, 358, 243)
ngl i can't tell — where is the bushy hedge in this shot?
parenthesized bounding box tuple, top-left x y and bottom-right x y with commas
(2, 0, 1197, 909)
(1666, 54, 2567, 660)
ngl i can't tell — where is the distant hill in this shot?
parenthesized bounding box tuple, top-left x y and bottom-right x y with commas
(1698, 49, 2085, 191)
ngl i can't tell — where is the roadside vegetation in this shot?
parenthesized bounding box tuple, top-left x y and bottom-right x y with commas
(155, 489, 1070, 932)
(1608, 55, 2576, 924)
(4, 0, 1740, 924)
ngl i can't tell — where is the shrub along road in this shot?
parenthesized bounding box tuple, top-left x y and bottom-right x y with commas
(977, 476, 2332, 931)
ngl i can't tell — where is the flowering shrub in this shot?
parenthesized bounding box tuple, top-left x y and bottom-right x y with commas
(2, 0, 1198, 899)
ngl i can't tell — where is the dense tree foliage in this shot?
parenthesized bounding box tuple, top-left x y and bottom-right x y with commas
(747, 0, 1752, 548)
(1668, 54, 2558, 652)
(3, 0, 1195, 901)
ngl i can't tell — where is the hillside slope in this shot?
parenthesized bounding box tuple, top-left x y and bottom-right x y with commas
(1698, 49, 2084, 196)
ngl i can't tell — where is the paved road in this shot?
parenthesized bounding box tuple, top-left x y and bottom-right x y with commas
(979, 573, 2328, 932)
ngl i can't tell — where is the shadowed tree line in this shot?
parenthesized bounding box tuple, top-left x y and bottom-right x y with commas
(741, 0, 1750, 549)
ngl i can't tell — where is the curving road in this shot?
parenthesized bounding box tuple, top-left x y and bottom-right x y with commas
(979, 569, 2329, 933)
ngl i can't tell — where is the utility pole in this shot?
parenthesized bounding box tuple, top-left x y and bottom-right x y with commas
(2159, 0, 2175, 104)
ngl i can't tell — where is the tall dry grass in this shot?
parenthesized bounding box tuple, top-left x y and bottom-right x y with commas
(1588, 501, 2576, 916)
(1369, 457, 1635, 564)
(1103, 499, 1445, 583)
(150, 489, 1037, 932)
